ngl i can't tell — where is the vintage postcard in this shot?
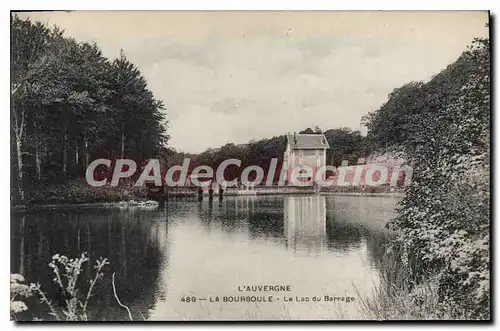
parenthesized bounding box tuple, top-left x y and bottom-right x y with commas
(10, 10, 490, 321)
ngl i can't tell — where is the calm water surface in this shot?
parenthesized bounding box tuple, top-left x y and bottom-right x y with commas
(11, 195, 400, 320)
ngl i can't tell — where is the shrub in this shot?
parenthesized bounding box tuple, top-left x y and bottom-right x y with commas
(385, 39, 490, 319)
(10, 252, 108, 321)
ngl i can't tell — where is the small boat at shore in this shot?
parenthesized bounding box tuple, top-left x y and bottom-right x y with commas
(118, 200, 159, 209)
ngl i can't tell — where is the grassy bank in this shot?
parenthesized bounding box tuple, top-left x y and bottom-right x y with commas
(18, 179, 145, 206)
(356, 245, 488, 320)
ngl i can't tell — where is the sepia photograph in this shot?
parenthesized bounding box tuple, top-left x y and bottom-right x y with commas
(9, 10, 490, 321)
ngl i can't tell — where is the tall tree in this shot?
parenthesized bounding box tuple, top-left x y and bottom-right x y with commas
(11, 15, 169, 201)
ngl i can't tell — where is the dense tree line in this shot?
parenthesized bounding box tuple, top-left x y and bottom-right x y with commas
(11, 15, 367, 201)
(183, 136, 288, 183)
(166, 127, 367, 184)
(363, 38, 490, 318)
(11, 16, 168, 201)
(323, 128, 365, 166)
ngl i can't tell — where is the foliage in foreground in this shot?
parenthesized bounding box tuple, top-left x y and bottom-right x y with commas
(11, 253, 108, 321)
(357, 246, 470, 320)
(363, 38, 490, 319)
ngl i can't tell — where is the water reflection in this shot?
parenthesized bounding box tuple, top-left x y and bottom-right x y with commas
(11, 208, 166, 321)
(11, 195, 400, 321)
(284, 196, 326, 254)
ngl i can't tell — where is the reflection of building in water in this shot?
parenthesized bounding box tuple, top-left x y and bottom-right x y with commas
(235, 195, 255, 220)
(283, 196, 326, 254)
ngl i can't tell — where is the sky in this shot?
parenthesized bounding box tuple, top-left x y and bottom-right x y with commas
(18, 11, 489, 153)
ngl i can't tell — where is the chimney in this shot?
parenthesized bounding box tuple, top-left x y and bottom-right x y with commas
(293, 132, 297, 144)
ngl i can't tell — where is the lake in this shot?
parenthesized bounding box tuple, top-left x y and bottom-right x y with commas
(11, 195, 400, 321)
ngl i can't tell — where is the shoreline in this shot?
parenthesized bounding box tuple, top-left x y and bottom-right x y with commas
(12, 192, 404, 210)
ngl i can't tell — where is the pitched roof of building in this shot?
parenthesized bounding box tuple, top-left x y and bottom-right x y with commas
(286, 133, 330, 150)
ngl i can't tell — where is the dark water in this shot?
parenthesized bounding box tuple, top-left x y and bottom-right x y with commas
(11, 195, 400, 320)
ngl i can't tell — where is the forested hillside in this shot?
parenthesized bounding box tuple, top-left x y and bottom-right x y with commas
(11, 16, 168, 201)
(361, 38, 490, 319)
(168, 126, 367, 183)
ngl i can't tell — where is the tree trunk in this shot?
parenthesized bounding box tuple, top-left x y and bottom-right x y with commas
(32, 121, 42, 181)
(13, 106, 25, 201)
(63, 132, 67, 174)
(75, 141, 79, 165)
(16, 137, 24, 200)
(121, 130, 125, 160)
(84, 136, 89, 170)
(35, 142, 41, 181)
(19, 216, 25, 275)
